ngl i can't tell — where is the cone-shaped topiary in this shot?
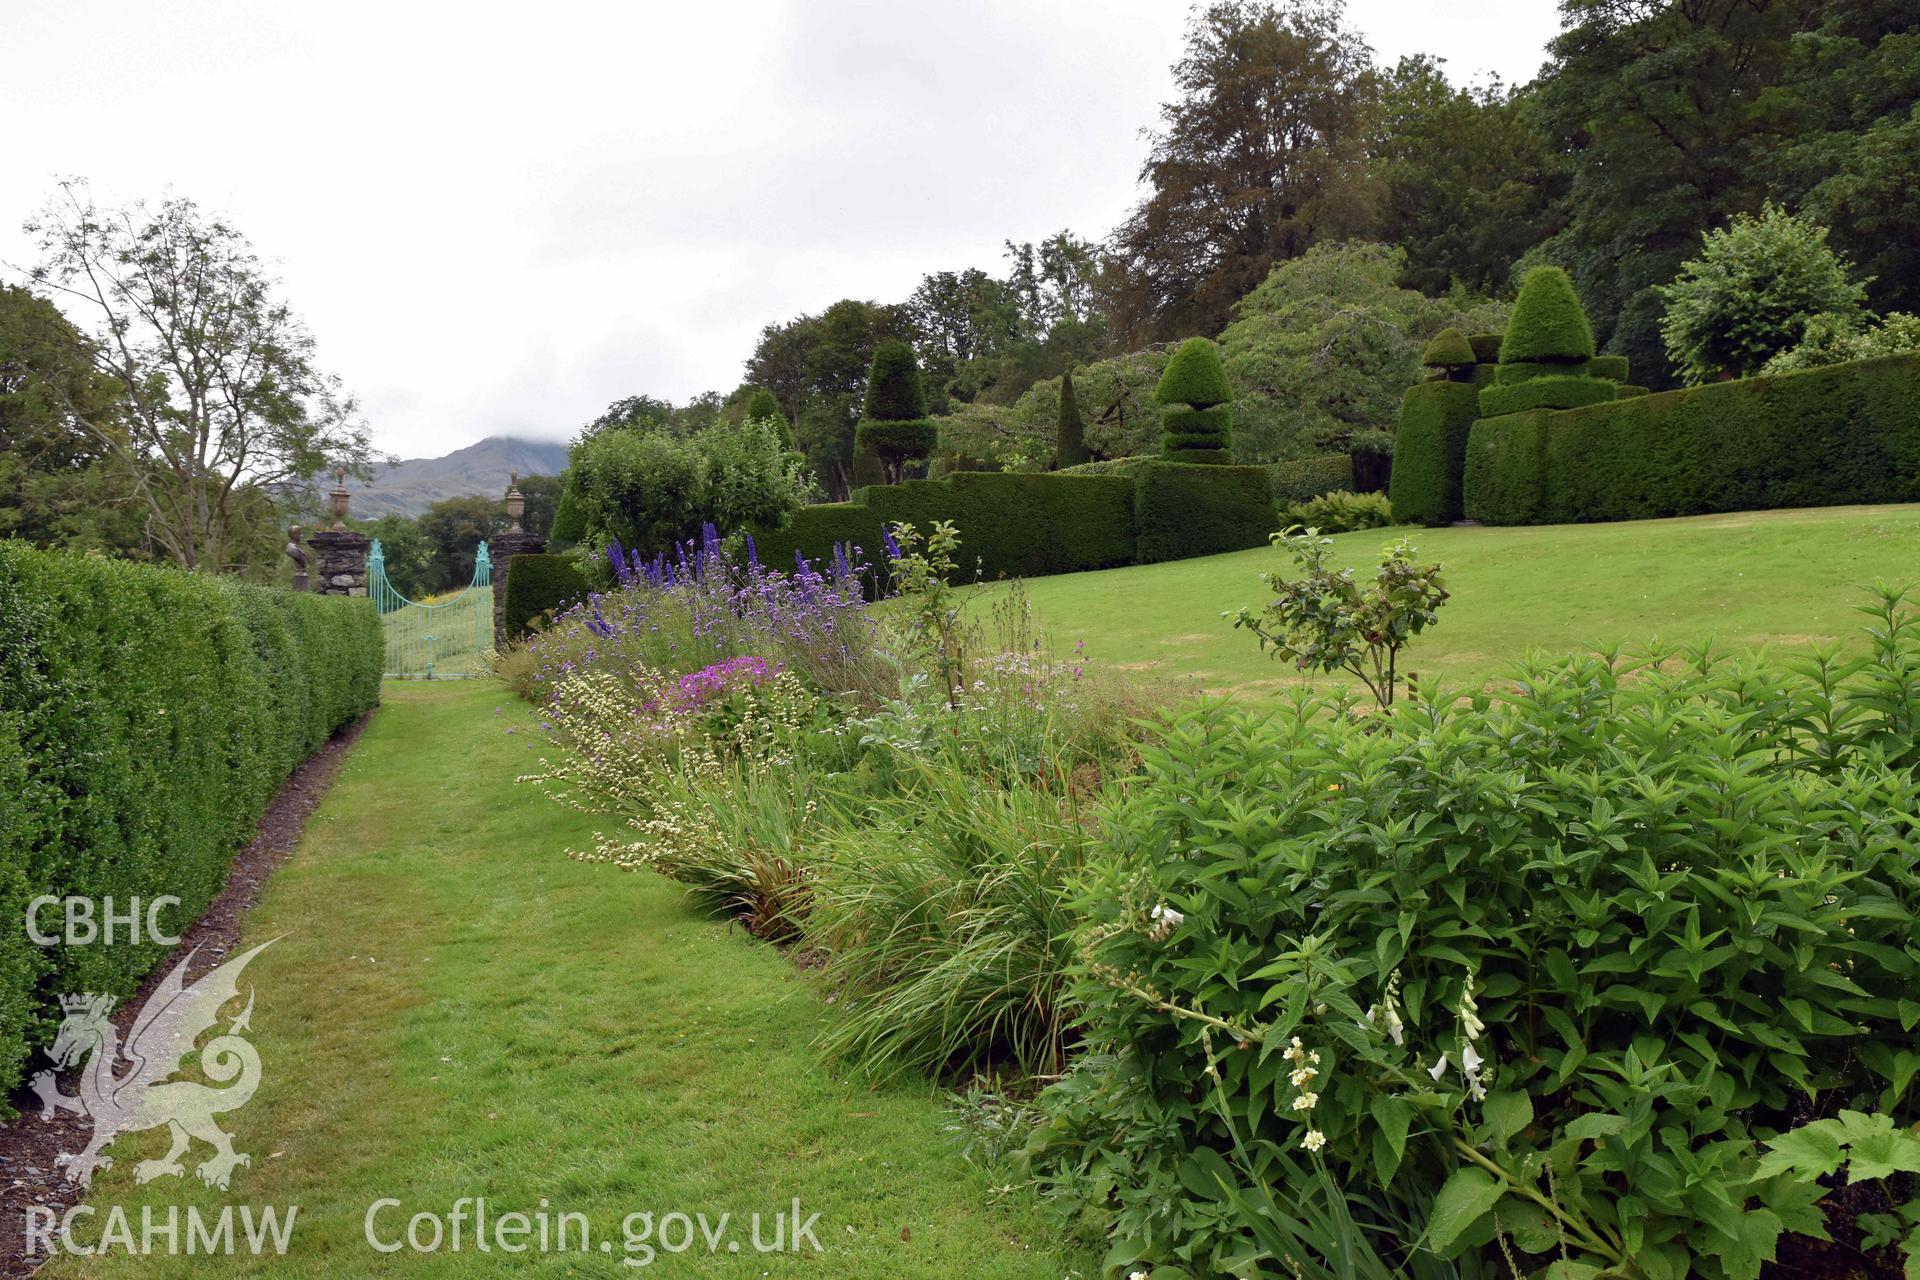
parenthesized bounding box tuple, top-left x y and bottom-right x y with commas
(743, 386, 792, 446)
(1153, 337, 1234, 409)
(863, 340, 927, 421)
(856, 340, 935, 482)
(1153, 337, 1234, 462)
(1422, 327, 1476, 369)
(1499, 267, 1597, 364)
(1056, 371, 1091, 468)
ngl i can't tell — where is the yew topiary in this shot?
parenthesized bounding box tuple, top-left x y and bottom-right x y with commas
(856, 341, 935, 482)
(1056, 371, 1091, 468)
(1422, 327, 1476, 372)
(1499, 267, 1596, 364)
(1153, 338, 1234, 461)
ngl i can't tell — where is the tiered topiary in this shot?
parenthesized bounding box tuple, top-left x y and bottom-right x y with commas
(1479, 268, 1618, 417)
(1055, 371, 1091, 468)
(854, 341, 938, 484)
(743, 386, 793, 447)
(1153, 337, 1235, 464)
(1422, 327, 1477, 380)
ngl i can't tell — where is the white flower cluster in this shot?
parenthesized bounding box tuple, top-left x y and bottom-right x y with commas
(1145, 903, 1184, 943)
(1283, 1037, 1327, 1153)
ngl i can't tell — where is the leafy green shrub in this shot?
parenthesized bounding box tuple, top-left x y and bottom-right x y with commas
(502, 552, 589, 640)
(743, 387, 791, 445)
(1478, 374, 1620, 416)
(1039, 593, 1920, 1279)
(1132, 462, 1274, 563)
(1499, 266, 1597, 363)
(1462, 410, 1549, 525)
(1387, 381, 1478, 525)
(1277, 489, 1393, 534)
(0, 544, 380, 1098)
(1054, 370, 1090, 468)
(1230, 530, 1444, 706)
(1539, 354, 1920, 523)
(1420, 326, 1475, 372)
(1763, 310, 1920, 374)
(756, 471, 1137, 582)
(1267, 454, 1354, 504)
(1659, 202, 1869, 383)
(569, 418, 807, 561)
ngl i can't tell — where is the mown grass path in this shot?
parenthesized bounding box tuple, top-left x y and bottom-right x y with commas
(45, 681, 1089, 1278)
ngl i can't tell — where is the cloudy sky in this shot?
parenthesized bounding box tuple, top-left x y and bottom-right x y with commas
(4, 1, 1562, 460)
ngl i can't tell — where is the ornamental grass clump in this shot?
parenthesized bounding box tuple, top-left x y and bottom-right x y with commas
(1036, 584, 1920, 1280)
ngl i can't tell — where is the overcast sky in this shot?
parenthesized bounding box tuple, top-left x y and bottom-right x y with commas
(4, 1, 1563, 460)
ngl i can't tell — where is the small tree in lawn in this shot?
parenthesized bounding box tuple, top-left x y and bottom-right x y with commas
(1228, 528, 1449, 708)
(1153, 336, 1234, 463)
(853, 340, 936, 483)
(1055, 371, 1090, 468)
(1658, 202, 1869, 384)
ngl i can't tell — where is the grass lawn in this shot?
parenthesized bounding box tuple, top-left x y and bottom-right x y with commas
(988, 503, 1920, 700)
(43, 681, 1090, 1277)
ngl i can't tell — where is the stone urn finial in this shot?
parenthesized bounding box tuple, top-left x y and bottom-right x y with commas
(505, 473, 525, 535)
(328, 467, 351, 531)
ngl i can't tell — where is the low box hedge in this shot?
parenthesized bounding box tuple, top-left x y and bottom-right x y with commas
(1388, 381, 1480, 526)
(503, 552, 591, 640)
(0, 544, 382, 1098)
(1463, 410, 1551, 525)
(1133, 461, 1275, 563)
(1538, 354, 1920, 523)
(1267, 454, 1353, 503)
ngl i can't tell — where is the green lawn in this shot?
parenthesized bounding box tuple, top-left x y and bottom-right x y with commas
(44, 682, 1090, 1278)
(990, 503, 1920, 700)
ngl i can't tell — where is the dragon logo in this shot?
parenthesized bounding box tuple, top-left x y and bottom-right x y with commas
(30, 939, 276, 1191)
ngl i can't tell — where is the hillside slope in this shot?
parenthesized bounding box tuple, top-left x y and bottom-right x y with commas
(347, 436, 568, 517)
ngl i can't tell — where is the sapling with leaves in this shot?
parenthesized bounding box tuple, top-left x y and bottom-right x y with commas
(1228, 527, 1449, 707)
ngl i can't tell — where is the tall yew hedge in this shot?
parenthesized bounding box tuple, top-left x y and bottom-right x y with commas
(0, 544, 382, 1100)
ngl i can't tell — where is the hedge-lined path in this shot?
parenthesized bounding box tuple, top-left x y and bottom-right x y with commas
(42, 681, 1090, 1278)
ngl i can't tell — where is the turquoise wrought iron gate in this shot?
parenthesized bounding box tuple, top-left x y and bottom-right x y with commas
(368, 540, 494, 678)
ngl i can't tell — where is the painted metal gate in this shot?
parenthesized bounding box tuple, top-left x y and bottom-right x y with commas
(368, 539, 493, 678)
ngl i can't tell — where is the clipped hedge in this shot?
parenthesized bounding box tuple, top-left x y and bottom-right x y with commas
(756, 471, 1137, 581)
(0, 544, 382, 1096)
(1538, 354, 1920, 523)
(1500, 266, 1596, 363)
(1585, 354, 1630, 382)
(1467, 332, 1504, 363)
(1463, 411, 1550, 525)
(1133, 462, 1275, 564)
(1267, 454, 1354, 503)
(1388, 381, 1480, 526)
(1478, 375, 1621, 417)
(1615, 384, 1650, 399)
(503, 552, 590, 640)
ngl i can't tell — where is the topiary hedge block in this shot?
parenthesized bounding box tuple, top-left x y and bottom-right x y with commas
(1500, 267, 1596, 363)
(854, 419, 938, 462)
(1133, 461, 1275, 563)
(1468, 333, 1504, 363)
(1479, 375, 1620, 417)
(1494, 360, 1584, 386)
(755, 471, 1137, 582)
(1585, 355, 1630, 382)
(0, 544, 382, 1095)
(1388, 381, 1480, 526)
(1615, 384, 1650, 399)
(1463, 411, 1551, 525)
(503, 552, 590, 641)
(1267, 454, 1354, 503)
(1153, 337, 1234, 408)
(1537, 354, 1920, 524)
(1471, 363, 1499, 388)
(1161, 405, 1233, 461)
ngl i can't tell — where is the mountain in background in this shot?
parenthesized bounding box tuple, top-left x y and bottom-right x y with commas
(346, 435, 570, 518)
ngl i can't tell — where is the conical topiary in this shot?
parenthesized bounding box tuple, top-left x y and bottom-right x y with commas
(1153, 337, 1234, 409)
(743, 386, 792, 446)
(855, 340, 936, 483)
(863, 340, 927, 421)
(1499, 267, 1596, 364)
(1422, 327, 1476, 370)
(1055, 371, 1090, 468)
(1153, 337, 1234, 463)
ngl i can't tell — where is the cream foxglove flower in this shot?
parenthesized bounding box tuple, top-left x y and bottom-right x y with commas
(1428, 1054, 1450, 1082)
